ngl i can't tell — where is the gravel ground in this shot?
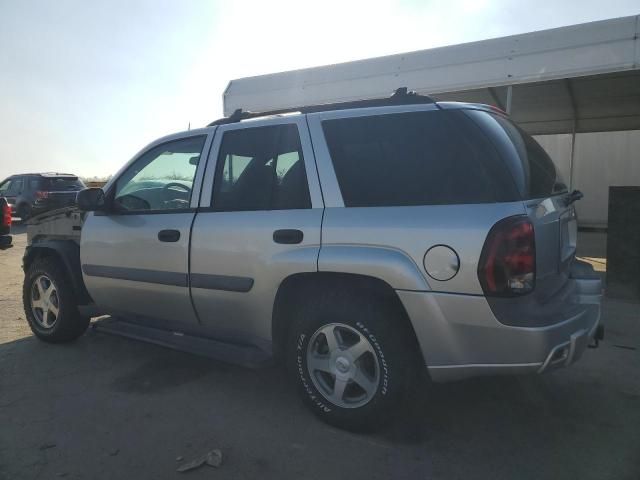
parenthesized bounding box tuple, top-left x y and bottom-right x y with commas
(1, 225, 639, 480)
(0, 224, 31, 344)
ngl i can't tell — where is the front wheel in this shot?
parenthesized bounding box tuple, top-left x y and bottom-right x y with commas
(23, 256, 90, 343)
(287, 291, 414, 431)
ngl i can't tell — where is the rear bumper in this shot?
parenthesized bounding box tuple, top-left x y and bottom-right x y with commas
(398, 264, 602, 382)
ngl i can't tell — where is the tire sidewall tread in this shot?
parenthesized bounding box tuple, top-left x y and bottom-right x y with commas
(287, 288, 410, 431)
(23, 256, 89, 343)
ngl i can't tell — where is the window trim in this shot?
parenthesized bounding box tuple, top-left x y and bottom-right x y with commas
(210, 124, 311, 212)
(102, 134, 210, 216)
(199, 117, 323, 210)
(200, 118, 320, 212)
(314, 106, 516, 208)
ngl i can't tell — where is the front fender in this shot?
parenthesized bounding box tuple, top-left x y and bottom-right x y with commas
(318, 245, 430, 291)
(23, 240, 92, 304)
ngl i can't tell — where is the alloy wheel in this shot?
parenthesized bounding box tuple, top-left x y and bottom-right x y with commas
(306, 323, 380, 409)
(30, 274, 60, 329)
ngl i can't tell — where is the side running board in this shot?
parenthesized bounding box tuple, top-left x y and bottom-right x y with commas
(92, 317, 273, 369)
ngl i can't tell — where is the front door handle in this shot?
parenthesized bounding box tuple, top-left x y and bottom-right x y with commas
(158, 229, 180, 242)
(273, 229, 303, 244)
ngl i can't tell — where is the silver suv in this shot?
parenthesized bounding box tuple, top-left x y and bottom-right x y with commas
(22, 91, 603, 431)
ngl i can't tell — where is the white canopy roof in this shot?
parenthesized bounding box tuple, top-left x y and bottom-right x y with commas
(223, 15, 640, 134)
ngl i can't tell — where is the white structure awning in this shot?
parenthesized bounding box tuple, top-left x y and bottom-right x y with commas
(223, 15, 640, 135)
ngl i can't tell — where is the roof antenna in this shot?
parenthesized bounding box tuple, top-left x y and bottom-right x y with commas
(188, 122, 191, 131)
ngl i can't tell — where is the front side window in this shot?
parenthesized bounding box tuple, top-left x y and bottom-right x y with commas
(0, 179, 12, 195)
(113, 135, 206, 212)
(212, 124, 311, 211)
(7, 178, 24, 194)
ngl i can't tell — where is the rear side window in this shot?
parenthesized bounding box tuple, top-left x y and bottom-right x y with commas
(469, 111, 567, 199)
(321, 110, 519, 208)
(212, 124, 311, 211)
(28, 178, 42, 190)
(43, 177, 85, 191)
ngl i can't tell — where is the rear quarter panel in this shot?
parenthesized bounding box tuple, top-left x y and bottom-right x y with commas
(319, 203, 526, 294)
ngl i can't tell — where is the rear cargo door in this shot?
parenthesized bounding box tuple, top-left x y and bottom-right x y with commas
(43, 177, 85, 208)
(467, 110, 574, 299)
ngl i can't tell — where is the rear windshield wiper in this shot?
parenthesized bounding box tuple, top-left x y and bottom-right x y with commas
(564, 189, 583, 206)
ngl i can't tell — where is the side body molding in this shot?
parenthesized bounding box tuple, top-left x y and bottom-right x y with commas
(318, 245, 430, 291)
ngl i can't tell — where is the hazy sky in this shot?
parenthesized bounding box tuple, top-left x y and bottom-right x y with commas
(0, 0, 638, 180)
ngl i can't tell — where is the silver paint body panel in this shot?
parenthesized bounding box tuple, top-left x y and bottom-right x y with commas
(79, 103, 601, 380)
(81, 212, 198, 325)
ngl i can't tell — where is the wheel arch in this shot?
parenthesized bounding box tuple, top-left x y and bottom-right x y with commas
(23, 241, 92, 305)
(271, 272, 424, 366)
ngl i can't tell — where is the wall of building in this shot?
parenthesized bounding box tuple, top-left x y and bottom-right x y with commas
(535, 130, 640, 228)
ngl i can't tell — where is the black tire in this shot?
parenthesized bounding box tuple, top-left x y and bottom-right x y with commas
(17, 203, 31, 221)
(286, 288, 416, 432)
(23, 256, 89, 343)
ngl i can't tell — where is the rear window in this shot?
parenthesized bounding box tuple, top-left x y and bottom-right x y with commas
(42, 177, 85, 191)
(468, 111, 568, 199)
(321, 110, 520, 207)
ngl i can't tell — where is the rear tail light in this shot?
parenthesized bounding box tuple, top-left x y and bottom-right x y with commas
(478, 215, 535, 296)
(488, 104, 508, 116)
(2, 201, 11, 227)
(36, 191, 50, 199)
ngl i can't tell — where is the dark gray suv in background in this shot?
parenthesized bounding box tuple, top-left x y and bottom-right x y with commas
(0, 173, 85, 220)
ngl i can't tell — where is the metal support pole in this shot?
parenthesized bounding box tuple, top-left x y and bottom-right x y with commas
(565, 79, 578, 191)
(569, 121, 576, 191)
(505, 85, 513, 115)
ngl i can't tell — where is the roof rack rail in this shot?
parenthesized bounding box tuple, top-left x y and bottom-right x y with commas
(207, 87, 436, 126)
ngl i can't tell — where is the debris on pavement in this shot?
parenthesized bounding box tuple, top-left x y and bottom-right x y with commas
(176, 456, 184, 462)
(108, 448, 120, 456)
(177, 449, 223, 473)
(39, 443, 57, 450)
(613, 344, 636, 350)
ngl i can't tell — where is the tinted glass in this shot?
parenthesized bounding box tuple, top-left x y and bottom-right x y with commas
(322, 110, 519, 207)
(473, 111, 567, 199)
(113, 135, 206, 212)
(43, 177, 85, 191)
(28, 178, 42, 190)
(0, 179, 12, 194)
(212, 124, 311, 211)
(7, 178, 24, 194)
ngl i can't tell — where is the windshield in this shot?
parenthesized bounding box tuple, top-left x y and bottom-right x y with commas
(42, 177, 85, 191)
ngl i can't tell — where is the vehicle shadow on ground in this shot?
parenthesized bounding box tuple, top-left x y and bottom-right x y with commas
(1, 327, 638, 480)
(8, 220, 27, 235)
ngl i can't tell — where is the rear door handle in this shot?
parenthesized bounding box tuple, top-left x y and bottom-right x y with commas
(273, 229, 303, 244)
(158, 229, 181, 242)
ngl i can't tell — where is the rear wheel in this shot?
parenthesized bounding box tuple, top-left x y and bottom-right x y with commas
(23, 257, 89, 343)
(287, 289, 415, 431)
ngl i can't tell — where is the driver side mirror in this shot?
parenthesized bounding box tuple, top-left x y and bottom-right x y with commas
(77, 188, 106, 212)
